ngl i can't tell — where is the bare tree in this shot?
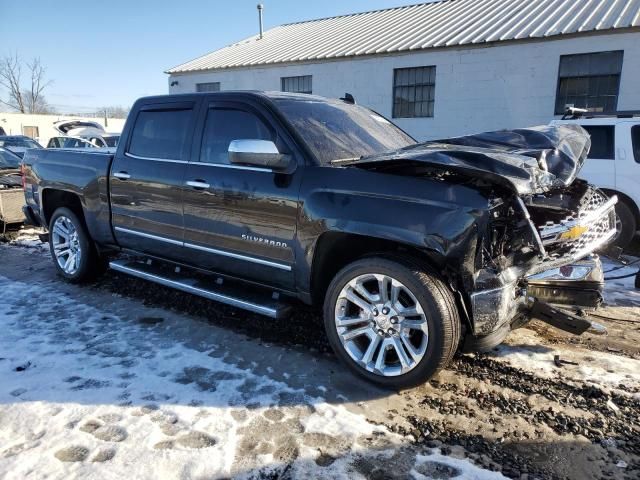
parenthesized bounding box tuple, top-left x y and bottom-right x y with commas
(0, 53, 25, 112)
(0, 53, 53, 114)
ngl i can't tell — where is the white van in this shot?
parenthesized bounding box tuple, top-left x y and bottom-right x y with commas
(550, 114, 640, 249)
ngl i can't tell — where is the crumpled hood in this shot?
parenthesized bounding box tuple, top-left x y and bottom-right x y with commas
(338, 125, 590, 195)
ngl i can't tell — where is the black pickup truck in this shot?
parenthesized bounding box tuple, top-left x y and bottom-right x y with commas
(22, 92, 617, 388)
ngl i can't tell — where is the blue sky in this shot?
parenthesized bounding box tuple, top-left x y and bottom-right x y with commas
(1, 0, 414, 113)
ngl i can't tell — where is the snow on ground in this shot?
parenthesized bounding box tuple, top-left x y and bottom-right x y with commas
(0, 274, 504, 479)
(493, 328, 640, 392)
(2, 227, 48, 252)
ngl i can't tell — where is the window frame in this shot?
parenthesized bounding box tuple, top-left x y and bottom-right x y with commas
(197, 105, 277, 166)
(554, 51, 624, 115)
(392, 66, 436, 119)
(125, 101, 196, 161)
(631, 124, 640, 164)
(281, 75, 313, 95)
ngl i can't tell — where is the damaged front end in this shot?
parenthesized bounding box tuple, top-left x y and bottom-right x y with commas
(468, 178, 616, 348)
(340, 124, 617, 347)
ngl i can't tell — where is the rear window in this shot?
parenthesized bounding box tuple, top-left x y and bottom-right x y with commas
(128, 109, 192, 160)
(632, 125, 640, 163)
(582, 125, 615, 159)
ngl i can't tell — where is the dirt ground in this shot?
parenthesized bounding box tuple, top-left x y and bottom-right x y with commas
(1, 229, 638, 479)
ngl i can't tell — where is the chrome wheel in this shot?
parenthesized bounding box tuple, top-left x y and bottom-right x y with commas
(334, 273, 429, 377)
(52, 215, 81, 275)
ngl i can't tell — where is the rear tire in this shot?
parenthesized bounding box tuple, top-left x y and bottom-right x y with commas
(323, 256, 460, 389)
(48, 207, 105, 283)
(613, 201, 637, 250)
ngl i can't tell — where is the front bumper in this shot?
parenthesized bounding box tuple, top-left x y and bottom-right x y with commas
(470, 256, 603, 336)
(467, 256, 605, 350)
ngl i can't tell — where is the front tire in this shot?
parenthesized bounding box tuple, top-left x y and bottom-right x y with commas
(48, 207, 104, 283)
(323, 256, 460, 389)
(613, 201, 637, 250)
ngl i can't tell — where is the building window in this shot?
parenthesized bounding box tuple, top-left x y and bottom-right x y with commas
(393, 66, 435, 119)
(582, 125, 615, 160)
(555, 51, 623, 115)
(196, 82, 221, 93)
(22, 126, 39, 139)
(281, 75, 312, 94)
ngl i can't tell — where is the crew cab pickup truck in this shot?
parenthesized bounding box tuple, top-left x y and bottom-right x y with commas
(22, 92, 617, 388)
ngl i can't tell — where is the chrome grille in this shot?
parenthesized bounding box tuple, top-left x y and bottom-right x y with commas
(531, 187, 617, 274)
(538, 188, 614, 246)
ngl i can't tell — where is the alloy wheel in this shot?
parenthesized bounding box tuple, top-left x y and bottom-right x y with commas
(334, 273, 429, 377)
(51, 215, 82, 275)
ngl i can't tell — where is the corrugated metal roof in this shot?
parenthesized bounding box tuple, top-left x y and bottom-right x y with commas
(166, 0, 640, 73)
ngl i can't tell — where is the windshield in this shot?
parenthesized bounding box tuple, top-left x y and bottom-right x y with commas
(0, 149, 21, 169)
(273, 97, 415, 164)
(0, 137, 42, 149)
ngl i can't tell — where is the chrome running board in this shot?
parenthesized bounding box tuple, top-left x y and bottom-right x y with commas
(109, 259, 291, 319)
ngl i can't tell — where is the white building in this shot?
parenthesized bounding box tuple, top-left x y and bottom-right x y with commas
(166, 0, 640, 140)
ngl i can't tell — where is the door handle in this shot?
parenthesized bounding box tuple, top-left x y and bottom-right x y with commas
(113, 171, 131, 180)
(186, 180, 210, 189)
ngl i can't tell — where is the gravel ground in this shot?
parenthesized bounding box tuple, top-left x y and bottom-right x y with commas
(1, 229, 639, 479)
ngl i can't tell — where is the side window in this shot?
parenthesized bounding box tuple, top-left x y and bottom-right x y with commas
(582, 125, 615, 160)
(632, 125, 640, 163)
(200, 108, 273, 165)
(128, 109, 192, 160)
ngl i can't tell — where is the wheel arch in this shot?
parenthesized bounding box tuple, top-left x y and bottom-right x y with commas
(601, 188, 640, 225)
(41, 188, 85, 227)
(309, 231, 448, 307)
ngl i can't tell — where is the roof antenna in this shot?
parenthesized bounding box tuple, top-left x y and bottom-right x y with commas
(257, 4, 264, 39)
(340, 93, 356, 104)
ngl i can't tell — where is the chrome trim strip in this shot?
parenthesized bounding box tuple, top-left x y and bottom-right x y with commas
(196, 162, 272, 173)
(125, 152, 187, 164)
(184, 242, 292, 271)
(114, 226, 183, 246)
(123, 152, 272, 172)
(186, 180, 211, 189)
(109, 261, 278, 317)
(113, 226, 291, 271)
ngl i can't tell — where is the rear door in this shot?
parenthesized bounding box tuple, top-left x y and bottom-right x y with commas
(110, 100, 198, 260)
(579, 124, 616, 189)
(181, 99, 302, 290)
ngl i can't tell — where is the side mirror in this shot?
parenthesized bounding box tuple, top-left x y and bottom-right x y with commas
(228, 139, 292, 170)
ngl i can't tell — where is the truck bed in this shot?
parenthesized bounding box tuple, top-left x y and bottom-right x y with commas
(22, 148, 116, 245)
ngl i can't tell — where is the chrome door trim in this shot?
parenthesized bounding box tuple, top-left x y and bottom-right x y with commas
(113, 172, 131, 180)
(186, 180, 211, 189)
(113, 226, 291, 271)
(114, 226, 183, 246)
(184, 241, 292, 271)
(196, 162, 273, 173)
(125, 152, 188, 164)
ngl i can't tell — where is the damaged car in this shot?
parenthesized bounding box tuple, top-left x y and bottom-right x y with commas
(0, 147, 26, 230)
(21, 92, 616, 388)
